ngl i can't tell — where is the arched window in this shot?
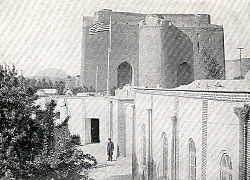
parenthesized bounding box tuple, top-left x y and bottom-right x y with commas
(220, 154, 232, 180)
(189, 139, 196, 180)
(142, 124, 146, 165)
(161, 132, 168, 179)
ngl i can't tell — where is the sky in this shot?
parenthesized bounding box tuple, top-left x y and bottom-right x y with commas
(0, 0, 249, 76)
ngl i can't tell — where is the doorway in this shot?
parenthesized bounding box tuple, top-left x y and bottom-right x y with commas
(91, 118, 100, 143)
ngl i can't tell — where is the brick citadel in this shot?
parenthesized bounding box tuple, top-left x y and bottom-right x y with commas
(81, 9, 225, 91)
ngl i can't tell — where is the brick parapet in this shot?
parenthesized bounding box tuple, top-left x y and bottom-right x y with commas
(135, 89, 250, 103)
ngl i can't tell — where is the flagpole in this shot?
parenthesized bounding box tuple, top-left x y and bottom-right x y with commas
(107, 14, 112, 96)
(95, 65, 98, 93)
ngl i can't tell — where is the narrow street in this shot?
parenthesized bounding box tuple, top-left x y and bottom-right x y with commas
(86, 157, 132, 180)
(79, 143, 132, 180)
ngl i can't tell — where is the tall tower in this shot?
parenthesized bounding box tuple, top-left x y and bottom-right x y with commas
(81, 10, 144, 92)
(139, 15, 194, 88)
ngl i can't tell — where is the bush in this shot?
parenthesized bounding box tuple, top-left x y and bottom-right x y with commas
(30, 143, 97, 180)
(71, 134, 81, 146)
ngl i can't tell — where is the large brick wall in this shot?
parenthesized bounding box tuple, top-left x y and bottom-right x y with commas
(81, 10, 225, 91)
(138, 15, 194, 88)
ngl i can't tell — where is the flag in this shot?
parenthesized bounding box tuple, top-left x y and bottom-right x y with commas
(89, 20, 110, 35)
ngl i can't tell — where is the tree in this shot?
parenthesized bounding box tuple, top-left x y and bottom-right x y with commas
(0, 65, 40, 179)
(42, 78, 49, 88)
(55, 80, 65, 95)
(0, 65, 96, 179)
(202, 49, 223, 79)
(24, 78, 39, 95)
(47, 79, 54, 89)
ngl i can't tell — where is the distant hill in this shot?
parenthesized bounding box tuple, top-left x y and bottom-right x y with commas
(32, 68, 68, 82)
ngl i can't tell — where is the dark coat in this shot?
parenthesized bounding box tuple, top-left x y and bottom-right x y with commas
(107, 141, 114, 155)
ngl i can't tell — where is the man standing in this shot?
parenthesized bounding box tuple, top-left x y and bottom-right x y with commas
(107, 138, 114, 161)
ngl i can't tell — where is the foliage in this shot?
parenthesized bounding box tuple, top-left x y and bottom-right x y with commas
(70, 134, 81, 146)
(0, 65, 40, 179)
(25, 77, 65, 95)
(71, 86, 96, 95)
(71, 86, 87, 95)
(29, 131, 96, 180)
(202, 49, 223, 79)
(87, 86, 95, 93)
(0, 64, 96, 180)
(54, 80, 65, 95)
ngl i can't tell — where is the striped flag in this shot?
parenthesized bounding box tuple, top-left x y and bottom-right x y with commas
(89, 20, 110, 35)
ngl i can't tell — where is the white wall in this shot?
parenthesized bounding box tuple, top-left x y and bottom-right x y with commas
(84, 97, 110, 144)
(133, 89, 248, 180)
(135, 92, 152, 175)
(57, 96, 111, 145)
(178, 97, 202, 180)
(125, 104, 133, 157)
(151, 94, 176, 179)
(112, 100, 119, 159)
(64, 98, 85, 144)
(207, 100, 241, 180)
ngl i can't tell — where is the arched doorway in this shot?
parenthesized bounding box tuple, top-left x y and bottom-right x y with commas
(177, 62, 192, 86)
(117, 61, 132, 88)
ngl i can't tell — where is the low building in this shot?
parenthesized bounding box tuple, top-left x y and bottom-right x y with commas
(35, 89, 58, 96)
(38, 78, 249, 179)
(39, 95, 134, 160)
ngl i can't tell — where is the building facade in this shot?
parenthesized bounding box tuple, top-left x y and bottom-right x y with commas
(37, 95, 134, 161)
(38, 79, 249, 179)
(81, 9, 225, 91)
(131, 80, 249, 180)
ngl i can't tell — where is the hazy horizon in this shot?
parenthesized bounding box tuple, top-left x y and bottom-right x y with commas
(0, 0, 249, 76)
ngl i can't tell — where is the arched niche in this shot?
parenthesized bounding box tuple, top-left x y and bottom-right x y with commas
(177, 62, 192, 86)
(117, 61, 132, 88)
